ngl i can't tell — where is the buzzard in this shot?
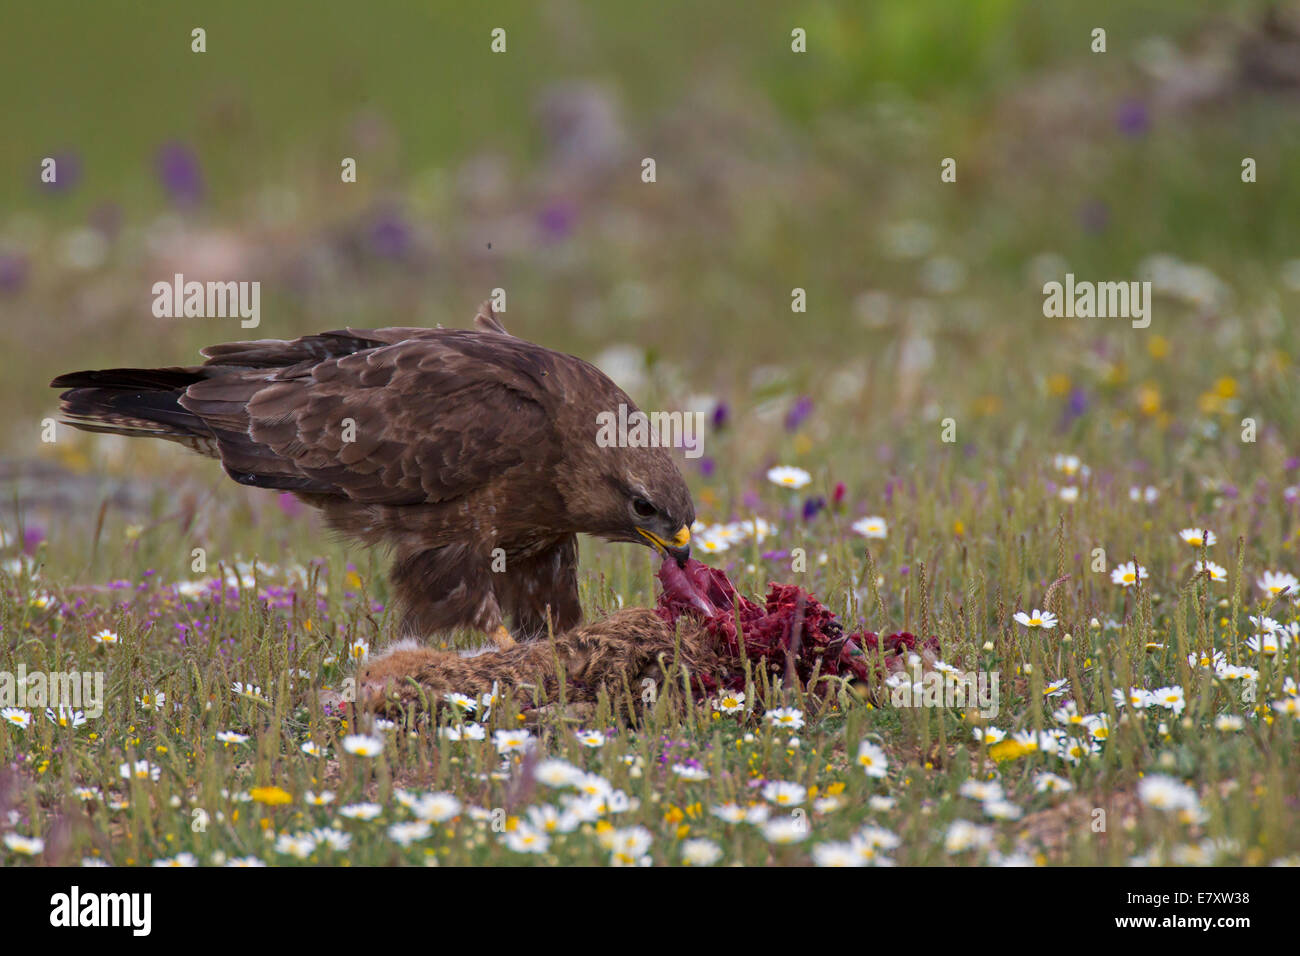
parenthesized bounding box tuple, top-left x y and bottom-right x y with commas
(51, 303, 694, 649)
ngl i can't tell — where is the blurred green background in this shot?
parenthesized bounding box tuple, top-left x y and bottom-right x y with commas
(2, 0, 1299, 581)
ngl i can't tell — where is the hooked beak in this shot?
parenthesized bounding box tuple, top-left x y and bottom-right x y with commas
(637, 525, 691, 567)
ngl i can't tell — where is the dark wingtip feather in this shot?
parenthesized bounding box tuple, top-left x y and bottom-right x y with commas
(50, 367, 203, 391)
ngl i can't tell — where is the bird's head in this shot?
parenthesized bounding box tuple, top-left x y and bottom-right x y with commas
(573, 442, 696, 567)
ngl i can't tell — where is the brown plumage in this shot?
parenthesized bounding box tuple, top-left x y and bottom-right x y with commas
(51, 303, 695, 645)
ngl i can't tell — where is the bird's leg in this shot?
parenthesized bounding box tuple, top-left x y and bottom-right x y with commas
(490, 624, 517, 650)
(497, 536, 583, 640)
(391, 546, 508, 648)
(472, 594, 516, 651)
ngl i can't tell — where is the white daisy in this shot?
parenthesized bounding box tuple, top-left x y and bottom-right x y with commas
(1187, 647, 1226, 670)
(341, 734, 384, 757)
(231, 682, 265, 700)
(710, 803, 748, 824)
(386, 821, 431, 847)
(1014, 608, 1057, 630)
(273, 833, 317, 859)
(535, 759, 581, 788)
(1083, 714, 1111, 742)
(712, 689, 746, 714)
(439, 722, 486, 741)
(493, 729, 531, 754)
(46, 707, 87, 728)
(504, 823, 550, 854)
(2, 708, 32, 729)
(1137, 774, 1199, 813)
(443, 692, 476, 711)
(1195, 560, 1227, 583)
(1178, 528, 1216, 548)
(1257, 570, 1299, 598)
(958, 780, 1003, 802)
(1213, 714, 1244, 732)
(764, 707, 805, 730)
(943, 820, 993, 854)
(1053, 454, 1083, 476)
(1042, 678, 1070, 698)
(1115, 687, 1156, 709)
(1033, 772, 1074, 793)
(1129, 485, 1159, 504)
(766, 466, 812, 489)
(572, 773, 613, 800)
(119, 760, 160, 782)
(525, 804, 580, 835)
(604, 825, 654, 864)
(761, 781, 807, 806)
(3, 834, 44, 855)
(1271, 696, 1300, 717)
(856, 741, 889, 779)
(680, 839, 723, 866)
(761, 817, 809, 844)
(851, 516, 888, 539)
(1110, 561, 1149, 588)
(983, 800, 1023, 821)
(1058, 737, 1099, 765)
(411, 792, 461, 823)
(694, 532, 731, 555)
(812, 841, 863, 867)
(310, 828, 351, 852)
(1246, 632, 1290, 657)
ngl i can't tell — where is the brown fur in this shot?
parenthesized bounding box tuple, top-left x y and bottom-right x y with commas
(358, 608, 724, 715)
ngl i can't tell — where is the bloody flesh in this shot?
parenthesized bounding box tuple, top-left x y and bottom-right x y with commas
(655, 557, 939, 694)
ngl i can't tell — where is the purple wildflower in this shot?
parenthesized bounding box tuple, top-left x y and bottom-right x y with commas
(1115, 100, 1150, 138)
(785, 396, 813, 432)
(155, 142, 204, 206)
(368, 208, 411, 259)
(0, 253, 28, 295)
(538, 201, 576, 240)
(22, 526, 44, 554)
(40, 150, 82, 193)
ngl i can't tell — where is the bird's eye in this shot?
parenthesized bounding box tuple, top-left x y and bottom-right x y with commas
(632, 497, 657, 518)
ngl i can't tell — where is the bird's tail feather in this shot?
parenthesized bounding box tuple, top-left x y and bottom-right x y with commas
(50, 367, 219, 456)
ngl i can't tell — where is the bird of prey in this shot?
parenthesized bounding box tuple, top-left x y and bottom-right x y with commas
(51, 303, 695, 649)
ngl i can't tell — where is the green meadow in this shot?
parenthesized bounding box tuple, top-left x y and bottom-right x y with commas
(1, 0, 1298, 866)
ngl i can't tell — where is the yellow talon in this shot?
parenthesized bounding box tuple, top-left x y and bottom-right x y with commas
(491, 624, 516, 650)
